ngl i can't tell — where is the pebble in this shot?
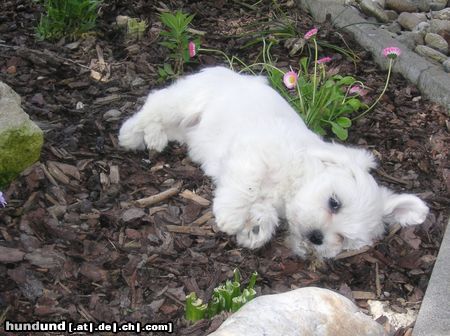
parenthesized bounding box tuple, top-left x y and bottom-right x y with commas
(429, 0, 447, 10)
(103, 108, 122, 121)
(359, 0, 389, 23)
(428, 19, 450, 34)
(121, 207, 146, 222)
(443, 58, 450, 72)
(398, 12, 428, 31)
(431, 8, 450, 20)
(397, 31, 424, 49)
(424, 32, 449, 54)
(415, 45, 448, 63)
(385, 0, 418, 12)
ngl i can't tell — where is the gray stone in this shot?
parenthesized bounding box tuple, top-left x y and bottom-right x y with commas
(443, 58, 450, 72)
(429, 1, 447, 10)
(131, 77, 146, 87)
(121, 207, 146, 222)
(431, 8, 450, 21)
(413, 218, 450, 336)
(424, 33, 449, 54)
(359, 0, 390, 22)
(103, 109, 122, 121)
(397, 31, 424, 49)
(386, 0, 418, 12)
(208, 287, 386, 336)
(398, 12, 428, 31)
(413, 21, 430, 34)
(374, 0, 386, 7)
(415, 45, 448, 63)
(295, 0, 450, 110)
(385, 9, 399, 20)
(0, 82, 43, 188)
(386, 21, 403, 33)
(412, 0, 430, 11)
(429, 19, 450, 34)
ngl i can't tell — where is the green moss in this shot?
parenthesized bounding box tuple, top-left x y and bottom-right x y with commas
(0, 125, 43, 189)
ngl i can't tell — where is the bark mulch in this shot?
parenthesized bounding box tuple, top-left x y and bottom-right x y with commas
(0, 1, 449, 335)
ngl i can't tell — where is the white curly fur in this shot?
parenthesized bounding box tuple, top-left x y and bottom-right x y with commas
(119, 67, 429, 258)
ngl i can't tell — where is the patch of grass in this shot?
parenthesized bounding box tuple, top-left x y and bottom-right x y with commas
(36, 0, 101, 41)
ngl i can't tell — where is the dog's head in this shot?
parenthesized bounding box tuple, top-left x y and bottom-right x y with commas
(285, 144, 429, 258)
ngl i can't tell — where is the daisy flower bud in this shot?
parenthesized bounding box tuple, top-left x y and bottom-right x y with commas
(188, 41, 197, 58)
(317, 56, 332, 64)
(304, 28, 318, 40)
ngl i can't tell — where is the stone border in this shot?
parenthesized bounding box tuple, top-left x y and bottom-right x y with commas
(295, 0, 450, 112)
(413, 217, 450, 335)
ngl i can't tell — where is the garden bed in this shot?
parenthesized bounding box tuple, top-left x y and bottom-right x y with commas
(0, 1, 449, 335)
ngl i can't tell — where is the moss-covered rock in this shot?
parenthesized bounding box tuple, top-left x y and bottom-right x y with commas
(0, 82, 44, 188)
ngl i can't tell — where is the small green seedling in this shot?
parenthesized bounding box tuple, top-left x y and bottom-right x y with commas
(158, 10, 200, 81)
(185, 269, 258, 322)
(126, 18, 148, 40)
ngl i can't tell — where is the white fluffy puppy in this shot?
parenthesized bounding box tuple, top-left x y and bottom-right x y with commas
(119, 67, 429, 258)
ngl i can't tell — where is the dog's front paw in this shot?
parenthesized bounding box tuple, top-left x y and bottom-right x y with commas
(236, 203, 278, 249)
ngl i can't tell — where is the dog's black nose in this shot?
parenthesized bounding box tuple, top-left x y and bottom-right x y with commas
(308, 230, 324, 245)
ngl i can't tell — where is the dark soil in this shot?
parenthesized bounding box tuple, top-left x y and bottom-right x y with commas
(0, 1, 449, 335)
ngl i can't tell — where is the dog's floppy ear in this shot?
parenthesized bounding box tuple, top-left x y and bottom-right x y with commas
(380, 187, 429, 226)
(309, 144, 377, 171)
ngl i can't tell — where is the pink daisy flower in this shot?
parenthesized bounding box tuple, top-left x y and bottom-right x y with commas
(304, 28, 318, 40)
(382, 47, 401, 59)
(188, 41, 197, 58)
(283, 70, 298, 89)
(317, 56, 332, 64)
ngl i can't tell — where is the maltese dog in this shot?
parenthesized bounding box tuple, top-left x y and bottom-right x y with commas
(119, 67, 429, 258)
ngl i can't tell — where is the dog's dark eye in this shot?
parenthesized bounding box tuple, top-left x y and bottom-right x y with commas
(328, 196, 341, 213)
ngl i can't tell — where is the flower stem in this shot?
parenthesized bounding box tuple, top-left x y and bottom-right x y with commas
(353, 58, 393, 121)
(312, 38, 319, 105)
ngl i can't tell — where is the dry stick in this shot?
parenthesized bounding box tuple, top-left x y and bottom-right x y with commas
(165, 225, 214, 237)
(134, 182, 182, 207)
(179, 189, 211, 207)
(334, 246, 371, 260)
(375, 262, 382, 298)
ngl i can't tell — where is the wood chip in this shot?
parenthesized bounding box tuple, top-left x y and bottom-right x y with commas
(179, 189, 210, 207)
(134, 182, 182, 207)
(335, 246, 371, 260)
(47, 162, 70, 185)
(352, 291, 376, 300)
(48, 161, 80, 180)
(0, 246, 25, 263)
(193, 211, 214, 225)
(109, 165, 120, 184)
(165, 225, 214, 236)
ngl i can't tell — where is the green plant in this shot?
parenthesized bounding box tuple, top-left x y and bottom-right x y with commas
(126, 18, 148, 40)
(36, 0, 101, 41)
(158, 10, 200, 81)
(185, 269, 258, 322)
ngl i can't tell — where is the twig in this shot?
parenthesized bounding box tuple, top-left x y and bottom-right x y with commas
(179, 189, 211, 207)
(335, 246, 370, 259)
(375, 262, 381, 298)
(166, 225, 214, 236)
(134, 182, 182, 207)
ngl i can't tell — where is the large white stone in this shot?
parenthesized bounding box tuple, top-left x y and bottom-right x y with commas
(0, 82, 43, 188)
(208, 287, 386, 336)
